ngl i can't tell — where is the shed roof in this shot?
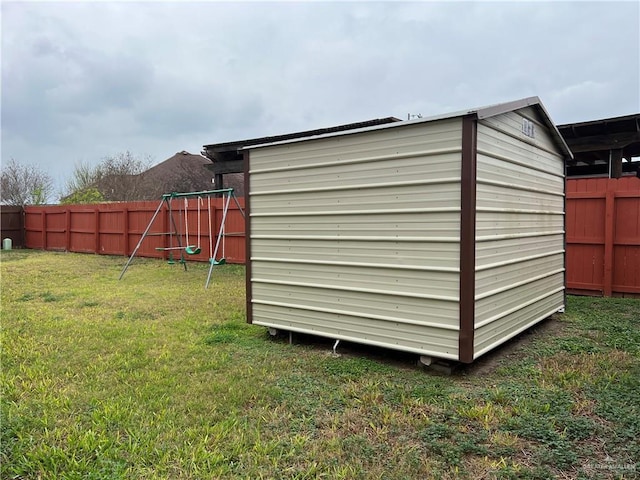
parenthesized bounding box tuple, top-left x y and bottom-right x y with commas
(202, 117, 401, 159)
(242, 96, 573, 159)
(201, 117, 402, 177)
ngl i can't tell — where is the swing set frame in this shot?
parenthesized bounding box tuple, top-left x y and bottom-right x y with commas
(118, 188, 245, 288)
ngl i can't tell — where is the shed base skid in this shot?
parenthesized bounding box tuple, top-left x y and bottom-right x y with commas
(264, 327, 461, 373)
(418, 356, 459, 375)
(267, 327, 279, 337)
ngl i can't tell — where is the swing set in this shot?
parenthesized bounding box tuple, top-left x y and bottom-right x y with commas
(118, 188, 245, 288)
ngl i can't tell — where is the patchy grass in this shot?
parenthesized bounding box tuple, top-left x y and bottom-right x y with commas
(1, 251, 639, 479)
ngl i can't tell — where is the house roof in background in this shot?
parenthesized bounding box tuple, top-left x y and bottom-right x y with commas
(142, 151, 215, 198)
(146, 151, 210, 177)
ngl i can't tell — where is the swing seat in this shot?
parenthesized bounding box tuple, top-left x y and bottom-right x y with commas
(209, 257, 226, 265)
(185, 245, 201, 255)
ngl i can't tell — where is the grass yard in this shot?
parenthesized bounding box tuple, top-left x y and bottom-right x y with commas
(1, 250, 639, 479)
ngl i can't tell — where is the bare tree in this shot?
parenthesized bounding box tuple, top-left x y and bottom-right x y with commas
(0, 158, 54, 206)
(94, 151, 152, 201)
(64, 161, 97, 195)
(62, 152, 152, 202)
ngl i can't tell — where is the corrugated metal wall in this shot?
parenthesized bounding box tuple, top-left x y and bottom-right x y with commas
(473, 107, 566, 358)
(567, 176, 640, 297)
(23, 198, 245, 263)
(250, 120, 465, 359)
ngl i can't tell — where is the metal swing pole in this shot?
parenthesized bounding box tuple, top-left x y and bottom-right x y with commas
(173, 198, 187, 269)
(230, 190, 246, 219)
(119, 198, 166, 280)
(205, 191, 232, 288)
(207, 196, 213, 259)
(184, 198, 191, 248)
(196, 197, 203, 251)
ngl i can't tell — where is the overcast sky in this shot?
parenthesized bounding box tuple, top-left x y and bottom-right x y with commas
(2, 1, 639, 199)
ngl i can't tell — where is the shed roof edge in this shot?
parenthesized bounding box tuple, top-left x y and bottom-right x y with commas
(242, 97, 573, 159)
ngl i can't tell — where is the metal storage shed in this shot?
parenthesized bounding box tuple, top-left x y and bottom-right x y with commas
(243, 97, 573, 363)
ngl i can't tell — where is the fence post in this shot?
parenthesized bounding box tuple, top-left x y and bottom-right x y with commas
(603, 180, 616, 297)
(95, 206, 101, 254)
(41, 210, 47, 250)
(65, 208, 71, 251)
(19, 207, 25, 248)
(123, 206, 129, 256)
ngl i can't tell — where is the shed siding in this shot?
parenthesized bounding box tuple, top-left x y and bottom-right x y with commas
(473, 107, 565, 358)
(249, 119, 464, 358)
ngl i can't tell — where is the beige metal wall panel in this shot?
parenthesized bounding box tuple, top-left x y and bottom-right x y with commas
(249, 120, 462, 172)
(479, 108, 564, 175)
(475, 211, 564, 240)
(252, 239, 459, 270)
(252, 283, 460, 329)
(250, 182, 460, 215)
(250, 151, 461, 194)
(252, 260, 459, 300)
(252, 212, 462, 238)
(473, 108, 565, 358)
(476, 182, 564, 212)
(473, 290, 564, 358)
(251, 304, 460, 360)
(249, 119, 463, 359)
(475, 253, 564, 298)
(475, 234, 564, 268)
(475, 272, 564, 324)
(475, 150, 564, 195)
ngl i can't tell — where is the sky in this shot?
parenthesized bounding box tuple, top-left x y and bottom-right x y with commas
(2, 1, 639, 199)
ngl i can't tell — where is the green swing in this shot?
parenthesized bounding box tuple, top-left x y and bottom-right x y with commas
(184, 197, 201, 255)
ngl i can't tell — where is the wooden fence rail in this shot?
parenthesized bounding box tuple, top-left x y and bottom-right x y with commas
(23, 198, 245, 264)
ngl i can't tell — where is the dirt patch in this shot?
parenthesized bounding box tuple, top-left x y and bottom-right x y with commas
(463, 314, 568, 376)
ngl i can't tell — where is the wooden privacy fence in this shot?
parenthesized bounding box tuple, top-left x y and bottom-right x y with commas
(566, 176, 640, 297)
(23, 197, 246, 264)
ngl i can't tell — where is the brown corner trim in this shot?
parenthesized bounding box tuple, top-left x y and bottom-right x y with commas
(459, 115, 478, 363)
(243, 150, 253, 324)
(563, 160, 568, 308)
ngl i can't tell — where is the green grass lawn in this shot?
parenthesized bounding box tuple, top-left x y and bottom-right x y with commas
(1, 250, 639, 479)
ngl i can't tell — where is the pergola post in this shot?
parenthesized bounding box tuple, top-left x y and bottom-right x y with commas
(610, 148, 623, 178)
(214, 173, 224, 197)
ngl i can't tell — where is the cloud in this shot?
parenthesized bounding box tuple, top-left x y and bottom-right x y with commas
(2, 7, 155, 145)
